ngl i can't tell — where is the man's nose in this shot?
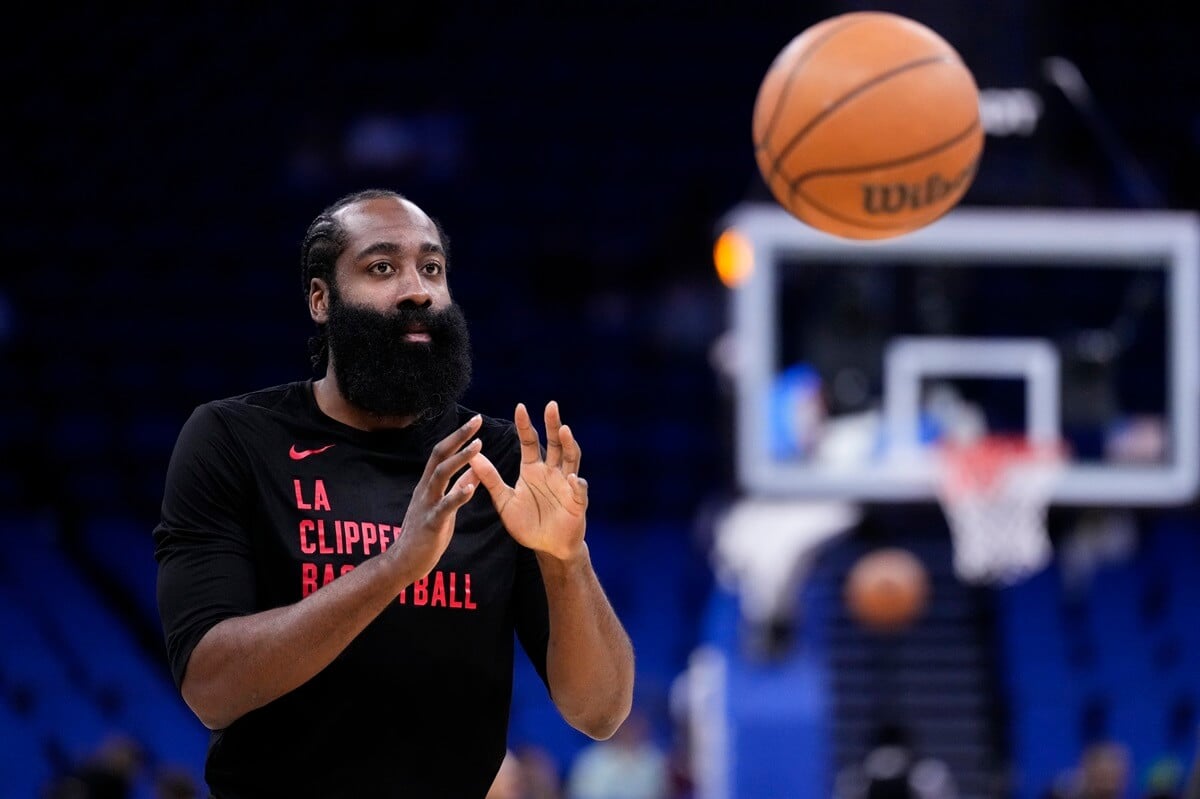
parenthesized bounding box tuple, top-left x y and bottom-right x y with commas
(393, 266, 433, 307)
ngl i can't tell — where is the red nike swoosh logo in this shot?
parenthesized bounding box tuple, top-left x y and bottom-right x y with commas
(289, 444, 335, 460)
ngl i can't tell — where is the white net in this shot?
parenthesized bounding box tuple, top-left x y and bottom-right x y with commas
(935, 436, 1066, 585)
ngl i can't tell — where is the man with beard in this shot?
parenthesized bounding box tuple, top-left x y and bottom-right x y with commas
(154, 189, 635, 798)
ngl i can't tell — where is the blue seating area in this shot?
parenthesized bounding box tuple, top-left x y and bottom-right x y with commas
(77, 516, 160, 633)
(994, 514, 1200, 799)
(0, 514, 209, 796)
(0, 508, 713, 795)
(8, 456, 1194, 798)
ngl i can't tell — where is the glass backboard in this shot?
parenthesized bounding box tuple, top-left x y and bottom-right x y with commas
(723, 204, 1199, 506)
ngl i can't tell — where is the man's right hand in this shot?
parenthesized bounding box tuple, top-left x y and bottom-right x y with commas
(387, 413, 483, 584)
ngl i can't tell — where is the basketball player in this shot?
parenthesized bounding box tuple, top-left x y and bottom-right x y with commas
(154, 189, 635, 798)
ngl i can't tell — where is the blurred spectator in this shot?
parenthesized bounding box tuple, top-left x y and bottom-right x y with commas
(1077, 741, 1131, 799)
(153, 766, 201, 799)
(487, 750, 527, 799)
(565, 707, 669, 799)
(43, 733, 145, 799)
(665, 725, 695, 799)
(1141, 754, 1184, 799)
(516, 744, 564, 799)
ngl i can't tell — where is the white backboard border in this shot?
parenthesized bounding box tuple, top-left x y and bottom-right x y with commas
(726, 204, 1200, 506)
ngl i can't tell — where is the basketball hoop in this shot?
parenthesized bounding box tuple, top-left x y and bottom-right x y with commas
(935, 435, 1066, 585)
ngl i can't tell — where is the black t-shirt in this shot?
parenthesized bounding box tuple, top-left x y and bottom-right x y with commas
(154, 381, 551, 799)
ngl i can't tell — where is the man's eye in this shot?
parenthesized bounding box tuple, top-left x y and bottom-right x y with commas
(369, 262, 394, 274)
(423, 262, 444, 274)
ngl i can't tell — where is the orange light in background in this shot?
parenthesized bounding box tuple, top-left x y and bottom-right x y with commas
(713, 229, 753, 288)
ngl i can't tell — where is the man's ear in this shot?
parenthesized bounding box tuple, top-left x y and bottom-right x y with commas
(309, 278, 330, 324)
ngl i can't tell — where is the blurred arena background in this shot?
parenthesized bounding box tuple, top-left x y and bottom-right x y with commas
(2, 2, 1198, 798)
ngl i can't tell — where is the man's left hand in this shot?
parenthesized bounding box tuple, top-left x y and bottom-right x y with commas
(469, 401, 588, 562)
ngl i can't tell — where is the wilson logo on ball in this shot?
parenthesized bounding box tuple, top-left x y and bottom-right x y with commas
(752, 11, 984, 240)
(861, 160, 979, 215)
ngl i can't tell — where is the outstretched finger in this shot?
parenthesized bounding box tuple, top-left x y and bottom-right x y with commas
(559, 422, 582, 477)
(467, 451, 513, 509)
(428, 438, 483, 498)
(440, 467, 479, 512)
(544, 401, 563, 469)
(514, 403, 542, 465)
(424, 414, 483, 484)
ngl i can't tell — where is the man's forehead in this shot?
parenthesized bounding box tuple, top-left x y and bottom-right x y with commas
(336, 197, 439, 243)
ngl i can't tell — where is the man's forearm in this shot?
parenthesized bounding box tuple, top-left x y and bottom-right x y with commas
(538, 544, 635, 739)
(181, 552, 416, 730)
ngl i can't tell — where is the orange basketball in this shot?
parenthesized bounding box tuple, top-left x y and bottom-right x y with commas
(752, 11, 984, 240)
(844, 547, 930, 632)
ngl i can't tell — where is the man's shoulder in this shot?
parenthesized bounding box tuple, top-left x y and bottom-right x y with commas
(203, 381, 310, 418)
(181, 381, 314, 444)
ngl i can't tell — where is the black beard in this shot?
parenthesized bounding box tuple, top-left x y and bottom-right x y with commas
(324, 293, 472, 419)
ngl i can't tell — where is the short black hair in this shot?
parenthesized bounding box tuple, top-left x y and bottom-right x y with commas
(299, 188, 451, 371)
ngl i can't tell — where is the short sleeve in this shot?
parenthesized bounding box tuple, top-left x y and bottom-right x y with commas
(153, 403, 257, 689)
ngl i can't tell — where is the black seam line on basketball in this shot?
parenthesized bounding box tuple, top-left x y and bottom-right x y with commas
(792, 127, 981, 232)
(788, 116, 981, 189)
(758, 14, 874, 171)
(787, 121, 979, 232)
(794, 143, 979, 231)
(769, 54, 957, 176)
